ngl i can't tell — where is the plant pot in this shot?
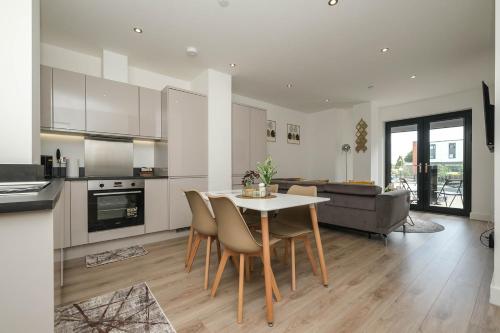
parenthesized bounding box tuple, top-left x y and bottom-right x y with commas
(243, 188, 254, 197)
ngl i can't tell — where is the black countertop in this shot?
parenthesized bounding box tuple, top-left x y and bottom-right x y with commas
(0, 179, 65, 214)
(64, 175, 169, 181)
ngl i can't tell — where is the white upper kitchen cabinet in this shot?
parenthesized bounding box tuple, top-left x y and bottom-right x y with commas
(145, 179, 169, 233)
(166, 88, 208, 177)
(250, 107, 267, 168)
(232, 104, 251, 175)
(169, 177, 208, 230)
(86, 76, 139, 136)
(52, 68, 86, 131)
(139, 88, 162, 138)
(40, 65, 53, 128)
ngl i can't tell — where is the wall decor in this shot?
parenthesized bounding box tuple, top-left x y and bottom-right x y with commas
(267, 120, 276, 142)
(287, 123, 300, 144)
(355, 118, 368, 152)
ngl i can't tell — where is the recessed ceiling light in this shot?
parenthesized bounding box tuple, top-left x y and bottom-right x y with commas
(286, 83, 293, 88)
(133, 27, 143, 34)
(230, 63, 237, 68)
(218, 0, 230, 7)
(380, 47, 390, 53)
(325, 99, 330, 102)
(328, 0, 339, 5)
(410, 75, 417, 79)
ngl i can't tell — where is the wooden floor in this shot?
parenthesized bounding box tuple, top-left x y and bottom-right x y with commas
(55, 212, 500, 333)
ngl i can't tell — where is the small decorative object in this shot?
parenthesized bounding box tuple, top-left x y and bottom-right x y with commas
(139, 167, 154, 177)
(241, 170, 259, 197)
(287, 123, 300, 144)
(256, 156, 278, 196)
(267, 120, 277, 142)
(355, 118, 368, 152)
(258, 183, 266, 197)
(341, 143, 351, 181)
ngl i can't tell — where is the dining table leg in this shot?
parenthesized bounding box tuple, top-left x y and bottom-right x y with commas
(309, 204, 329, 286)
(260, 211, 274, 326)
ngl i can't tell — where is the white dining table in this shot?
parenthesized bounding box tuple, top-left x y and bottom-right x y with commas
(202, 190, 330, 326)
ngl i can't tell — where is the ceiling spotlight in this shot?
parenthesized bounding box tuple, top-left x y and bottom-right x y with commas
(380, 47, 390, 53)
(218, 0, 230, 7)
(286, 83, 293, 88)
(328, 0, 339, 5)
(410, 75, 417, 79)
(186, 46, 198, 56)
(230, 63, 237, 68)
(325, 99, 330, 102)
(133, 27, 143, 34)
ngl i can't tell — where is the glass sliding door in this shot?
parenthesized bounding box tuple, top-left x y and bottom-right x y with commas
(385, 110, 471, 216)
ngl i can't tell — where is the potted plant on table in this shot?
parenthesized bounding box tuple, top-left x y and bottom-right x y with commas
(241, 170, 259, 197)
(256, 156, 278, 196)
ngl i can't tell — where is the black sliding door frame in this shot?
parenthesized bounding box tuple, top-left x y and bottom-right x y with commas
(385, 110, 472, 216)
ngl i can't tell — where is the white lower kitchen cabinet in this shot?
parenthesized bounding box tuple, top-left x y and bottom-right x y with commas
(53, 183, 66, 250)
(168, 177, 208, 230)
(70, 181, 88, 246)
(145, 179, 169, 233)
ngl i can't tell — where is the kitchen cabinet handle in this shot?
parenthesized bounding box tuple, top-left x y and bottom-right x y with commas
(93, 191, 142, 196)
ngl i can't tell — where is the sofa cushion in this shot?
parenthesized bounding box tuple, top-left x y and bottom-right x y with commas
(321, 193, 376, 211)
(322, 183, 382, 196)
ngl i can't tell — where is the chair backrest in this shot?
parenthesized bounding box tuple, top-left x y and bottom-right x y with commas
(208, 196, 262, 254)
(184, 190, 217, 236)
(279, 185, 317, 227)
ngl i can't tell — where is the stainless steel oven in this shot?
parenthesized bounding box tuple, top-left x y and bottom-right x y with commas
(88, 179, 144, 232)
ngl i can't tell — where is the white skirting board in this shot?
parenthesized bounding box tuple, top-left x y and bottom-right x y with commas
(54, 228, 189, 262)
(490, 282, 500, 306)
(470, 212, 493, 222)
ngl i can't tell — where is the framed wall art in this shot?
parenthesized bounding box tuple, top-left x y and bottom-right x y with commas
(287, 123, 300, 144)
(267, 120, 276, 142)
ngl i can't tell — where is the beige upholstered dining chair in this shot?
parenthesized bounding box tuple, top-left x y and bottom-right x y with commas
(243, 183, 279, 228)
(269, 185, 319, 291)
(184, 190, 221, 290)
(208, 195, 282, 324)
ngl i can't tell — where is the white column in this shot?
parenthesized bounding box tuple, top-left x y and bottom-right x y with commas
(191, 69, 232, 191)
(0, 0, 40, 164)
(491, 0, 500, 306)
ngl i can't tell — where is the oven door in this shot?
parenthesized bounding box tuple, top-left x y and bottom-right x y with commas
(88, 189, 144, 232)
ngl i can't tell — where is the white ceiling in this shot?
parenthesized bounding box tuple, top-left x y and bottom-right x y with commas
(40, 0, 494, 112)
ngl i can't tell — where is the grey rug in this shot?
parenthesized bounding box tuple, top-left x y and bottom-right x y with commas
(55, 282, 176, 333)
(395, 217, 445, 233)
(86, 245, 148, 268)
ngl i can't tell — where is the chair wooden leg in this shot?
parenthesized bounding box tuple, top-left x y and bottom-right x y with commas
(231, 255, 240, 271)
(186, 234, 201, 273)
(211, 250, 230, 297)
(204, 236, 212, 290)
(216, 239, 222, 262)
(185, 226, 194, 267)
(303, 236, 318, 276)
(238, 253, 245, 324)
(291, 238, 296, 291)
(270, 267, 282, 302)
(245, 255, 251, 282)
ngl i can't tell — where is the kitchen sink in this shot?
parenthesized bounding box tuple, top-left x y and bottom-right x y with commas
(0, 181, 50, 195)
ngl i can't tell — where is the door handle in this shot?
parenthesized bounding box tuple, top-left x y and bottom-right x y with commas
(424, 163, 429, 174)
(417, 163, 422, 173)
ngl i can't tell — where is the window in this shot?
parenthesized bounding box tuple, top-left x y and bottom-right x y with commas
(430, 144, 436, 159)
(449, 143, 456, 159)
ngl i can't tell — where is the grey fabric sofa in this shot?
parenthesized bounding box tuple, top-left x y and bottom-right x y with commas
(272, 180, 410, 240)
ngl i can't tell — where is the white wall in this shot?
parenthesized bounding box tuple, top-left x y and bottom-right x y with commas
(306, 108, 353, 182)
(0, 0, 40, 164)
(490, 0, 500, 307)
(377, 87, 494, 221)
(41, 43, 191, 91)
(232, 94, 310, 178)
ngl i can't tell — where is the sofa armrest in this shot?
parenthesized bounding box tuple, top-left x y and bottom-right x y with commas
(375, 190, 410, 230)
